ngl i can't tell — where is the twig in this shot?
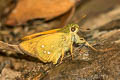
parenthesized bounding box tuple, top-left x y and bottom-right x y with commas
(0, 41, 24, 54)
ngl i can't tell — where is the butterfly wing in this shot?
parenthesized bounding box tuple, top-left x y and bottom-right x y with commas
(35, 33, 70, 64)
(19, 32, 70, 64)
(21, 29, 60, 41)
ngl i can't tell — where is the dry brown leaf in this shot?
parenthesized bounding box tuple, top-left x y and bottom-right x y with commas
(5, 0, 75, 25)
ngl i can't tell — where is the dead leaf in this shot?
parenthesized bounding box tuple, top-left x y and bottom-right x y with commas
(5, 0, 75, 25)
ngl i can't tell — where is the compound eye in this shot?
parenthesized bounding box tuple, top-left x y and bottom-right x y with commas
(80, 38, 84, 41)
(71, 27, 76, 32)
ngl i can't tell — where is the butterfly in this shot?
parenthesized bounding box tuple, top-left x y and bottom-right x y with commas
(19, 24, 96, 64)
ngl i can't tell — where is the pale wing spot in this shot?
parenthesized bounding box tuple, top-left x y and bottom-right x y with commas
(48, 51, 51, 54)
(43, 51, 47, 53)
(41, 45, 45, 48)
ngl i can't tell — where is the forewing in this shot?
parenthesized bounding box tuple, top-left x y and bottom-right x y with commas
(19, 32, 67, 63)
(35, 33, 66, 63)
(21, 29, 60, 41)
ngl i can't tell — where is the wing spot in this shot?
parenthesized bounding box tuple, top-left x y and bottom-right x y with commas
(48, 51, 51, 54)
(43, 51, 47, 53)
(41, 45, 45, 48)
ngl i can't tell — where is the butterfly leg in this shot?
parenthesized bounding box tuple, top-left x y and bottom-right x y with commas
(70, 42, 73, 60)
(60, 49, 64, 63)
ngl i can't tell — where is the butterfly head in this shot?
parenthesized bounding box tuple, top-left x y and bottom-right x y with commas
(61, 23, 79, 33)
